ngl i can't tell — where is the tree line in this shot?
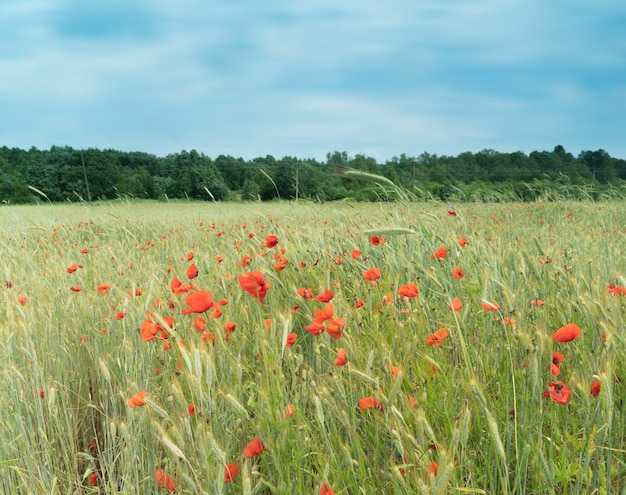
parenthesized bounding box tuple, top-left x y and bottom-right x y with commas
(0, 144, 624, 204)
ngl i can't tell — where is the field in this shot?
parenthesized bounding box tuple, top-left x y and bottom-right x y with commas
(1, 200, 625, 494)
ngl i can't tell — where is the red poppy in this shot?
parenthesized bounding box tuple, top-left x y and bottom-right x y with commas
(369, 235, 385, 246)
(223, 321, 237, 341)
(187, 251, 194, 261)
(297, 288, 313, 299)
(482, 301, 500, 312)
(182, 290, 216, 314)
(531, 299, 545, 307)
(552, 323, 581, 343)
(429, 460, 439, 476)
(285, 333, 297, 347)
(450, 297, 463, 312)
(452, 268, 466, 280)
(430, 246, 447, 260)
(397, 282, 419, 299)
(187, 263, 199, 279)
(447, 209, 457, 217)
(128, 391, 147, 407)
(97, 283, 110, 293)
(265, 234, 279, 248)
(426, 327, 449, 346)
(313, 303, 334, 324)
(315, 289, 334, 302)
(326, 317, 345, 339)
(457, 237, 467, 247)
(352, 249, 361, 259)
(187, 403, 196, 417)
(88, 472, 99, 486)
(590, 380, 601, 396)
(547, 381, 571, 405)
(239, 271, 270, 303)
(244, 437, 265, 458)
(358, 396, 383, 411)
(115, 311, 126, 320)
(304, 322, 325, 336)
(283, 403, 294, 419)
(17, 295, 27, 306)
(224, 462, 239, 483)
(363, 267, 381, 282)
(274, 255, 288, 271)
(551, 352, 564, 376)
(320, 482, 335, 495)
(155, 469, 175, 491)
(354, 298, 364, 309)
(202, 331, 215, 344)
(67, 263, 78, 273)
(334, 348, 348, 366)
(193, 317, 206, 332)
(140, 320, 159, 342)
(70, 285, 82, 292)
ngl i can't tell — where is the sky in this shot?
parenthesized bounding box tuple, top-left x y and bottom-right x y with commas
(2, 0, 626, 162)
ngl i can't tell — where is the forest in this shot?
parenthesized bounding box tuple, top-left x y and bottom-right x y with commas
(1, 144, 625, 203)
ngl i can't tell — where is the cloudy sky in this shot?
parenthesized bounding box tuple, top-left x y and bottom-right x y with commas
(2, 0, 625, 161)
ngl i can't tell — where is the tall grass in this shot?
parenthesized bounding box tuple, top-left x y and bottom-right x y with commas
(0, 200, 625, 493)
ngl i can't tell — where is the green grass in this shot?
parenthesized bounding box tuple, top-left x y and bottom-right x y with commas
(1, 200, 625, 494)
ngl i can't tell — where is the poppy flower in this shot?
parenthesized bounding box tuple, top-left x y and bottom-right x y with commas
(274, 255, 288, 271)
(202, 331, 215, 344)
(370, 235, 385, 246)
(239, 271, 270, 303)
(397, 282, 419, 299)
(304, 322, 325, 336)
(452, 268, 466, 280)
(551, 352, 564, 376)
(181, 290, 216, 315)
(313, 303, 334, 324)
(320, 482, 335, 495)
(186, 263, 199, 279)
(240, 255, 253, 267)
(590, 380, 601, 397)
(285, 333, 297, 347)
(552, 323, 581, 343)
(70, 285, 82, 292)
(67, 263, 78, 273)
(449, 297, 463, 312)
(531, 299, 545, 307)
(428, 460, 439, 476)
(128, 391, 147, 407)
(296, 288, 312, 300)
(97, 283, 110, 293)
(326, 317, 345, 339)
(482, 301, 500, 312)
(358, 396, 383, 411)
(115, 311, 126, 320)
(430, 246, 447, 260)
(354, 298, 364, 309)
(155, 469, 175, 491)
(194, 317, 206, 332)
(244, 437, 265, 458)
(547, 381, 571, 405)
(315, 289, 334, 302)
(426, 327, 449, 346)
(140, 320, 159, 342)
(188, 403, 196, 418)
(17, 295, 27, 306)
(88, 472, 99, 486)
(224, 462, 239, 483)
(223, 321, 237, 341)
(447, 209, 457, 217)
(363, 267, 381, 282)
(334, 348, 348, 366)
(457, 237, 467, 247)
(389, 365, 400, 378)
(171, 276, 194, 295)
(187, 251, 194, 261)
(265, 234, 279, 248)
(352, 249, 361, 259)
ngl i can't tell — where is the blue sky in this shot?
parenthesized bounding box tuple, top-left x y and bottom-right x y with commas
(2, 0, 625, 161)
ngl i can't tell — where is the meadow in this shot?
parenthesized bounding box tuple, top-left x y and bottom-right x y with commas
(0, 199, 625, 494)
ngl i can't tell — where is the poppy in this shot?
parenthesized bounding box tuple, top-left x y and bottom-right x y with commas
(354, 298, 364, 309)
(482, 301, 500, 312)
(17, 295, 26, 306)
(285, 333, 297, 347)
(115, 311, 126, 320)
(547, 381, 571, 405)
(297, 288, 313, 299)
(274, 255, 288, 271)
(457, 237, 467, 247)
(315, 289, 334, 302)
(358, 396, 383, 411)
(326, 317, 345, 339)
(429, 460, 439, 476)
(283, 403, 294, 419)
(265, 234, 279, 248)
(452, 268, 466, 280)
(352, 249, 361, 259)
(244, 437, 265, 458)
(140, 320, 159, 342)
(334, 348, 348, 366)
(224, 462, 239, 483)
(370, 235, 385, 246)
(304, 322, 325, 336)
(194, 317, 206, 333)
(320, 482, 335, 495)
(187, 251, 194, 261)
(188, 403, 196, 418)
(313, 303, 334, 324)
(202, 332, 215, 345)
(531, 299, 545, 307)
(551, 352, 564, 376)
(70, 285, 82, 292)
(426, 327, 449, 346)
(88, 472, 99, 486)
(397, 282, 419, 299)
(552, 323, 581, 343)
(155, 469, 175, 491)
(240, 255, 253, 267)
(97, 283, 110, 293)
(449, 297, 463, 312)
(182, 290, 216, 315)
(430, 246, 447, 260)
(210, 305, 222, 319)
(389, 365, 400, 378)
(187, 263, 199, 279)
(447, 209, 457, 217)
(128, 391, 147, 407)
(363, 267, 381, 282)
(223, 321, 237, 341)
(67, 263, 78, 273)
(590, 380, 601, 397)
(239, 271, 270, 303)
